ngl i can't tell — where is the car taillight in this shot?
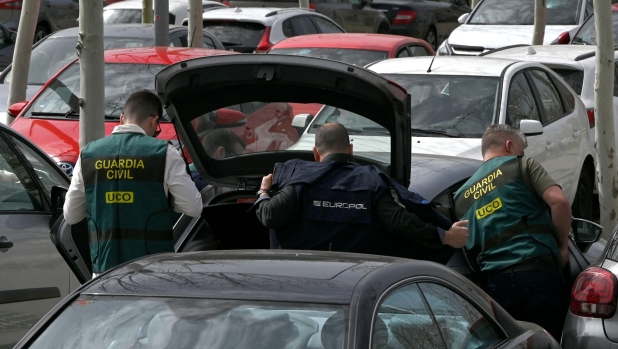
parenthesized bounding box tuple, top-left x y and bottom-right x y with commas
(587, 109, 595, 128)
(570, 267, 617, 318)
(557, 31, 571, 45)
(0, 0, 22, 10)
(309, 2, 316, 9)
(222, 0, 230, 6)
(255, 26, 272, 53)
(392, 10, 416, 25)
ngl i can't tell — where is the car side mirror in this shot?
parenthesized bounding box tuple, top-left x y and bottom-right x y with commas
(8, 101, 28, 117)
(519, 119, 543, 136)
(571, 218, 603, 253)
(50, 185, 68, 228)
(291, 113, 314, 135)
(458, 13, 469, 24)
(557, 31, 571, 45)
(9, 31, 16, 43)
(214, 108, 247, 128)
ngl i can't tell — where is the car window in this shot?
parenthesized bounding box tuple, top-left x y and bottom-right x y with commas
(11, 136, 68, 189)
(409, 45, 429, 57)
(529, 70, 566, 123)
(551, 68, 583, 96)
(372, 283, 446, 349)
(506, 72, 541, 128)
(203, 21, 265, 51)
(103, 9, 142, 24)
(419, 283, 505, 349)
(469, 0, 580, 25)
(383, 74, 500, 138)
(203, 36, 216, 49)
(549, 73, 575, 114)
(169, 13, 176, 25)
(311, 16, 344, 33)
(27, 296, 349, 349)
(170, 36, 183, 47)
(397, 48, 410, 58)
(572, 11, 618, 45)
(585, 0, 593, 18)
(269, 48, 388, 66)
(284, 16, 319, 37)
(0, 134, 43, 211)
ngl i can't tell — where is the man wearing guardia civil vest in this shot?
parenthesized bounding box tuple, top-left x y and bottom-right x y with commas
(454, 124, 571, 341)
(63, 90, 202, 277)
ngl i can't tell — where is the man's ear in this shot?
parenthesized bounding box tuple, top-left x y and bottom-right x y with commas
(348, 143, 353, 156)
(120, 114, 125, 125)
(313, 147, 321, 162)
(216, 146, 226, 159)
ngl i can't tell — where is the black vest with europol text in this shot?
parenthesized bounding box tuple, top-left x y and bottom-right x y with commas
(269, 158, 453, 259)
(453, 156, 559, 273)
(81, 132, 180, 273)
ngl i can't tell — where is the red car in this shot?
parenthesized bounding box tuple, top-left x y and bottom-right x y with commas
(267, 33, 435, 116)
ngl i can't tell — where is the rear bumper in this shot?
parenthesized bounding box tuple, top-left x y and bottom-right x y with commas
(561, 312, 616, 348)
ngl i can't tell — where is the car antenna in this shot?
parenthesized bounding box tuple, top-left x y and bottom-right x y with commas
(427, 33, 446, 73)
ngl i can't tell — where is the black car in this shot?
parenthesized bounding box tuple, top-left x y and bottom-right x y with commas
(370, 0, 471, 49)
(13, 250, 561, 349)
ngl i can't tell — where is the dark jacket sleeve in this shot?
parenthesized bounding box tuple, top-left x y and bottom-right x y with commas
(255, 186, 298, 229)
(376, 191, 445, 248)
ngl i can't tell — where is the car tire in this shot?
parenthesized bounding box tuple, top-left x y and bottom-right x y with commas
(572, 167, 594, 221)
(425, 27, 437, 50)
(377, 24, 389, 34)
(34, 23, 49, 44)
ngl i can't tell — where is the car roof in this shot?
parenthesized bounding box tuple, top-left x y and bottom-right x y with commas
(81, 250, 438, 303)
(202, 7, 316, 25)
(101, 47, 236, 64)
(104, 0, 222, 10)
(369, 56, 518, 77)
(270, 33, 427, 51)
(47, 23, 187, 38)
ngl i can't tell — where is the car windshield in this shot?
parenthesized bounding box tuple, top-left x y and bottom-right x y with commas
(103, 9, 143, 24)
(3, 36, 156, 85)
(572, 11, 618, 45)
(469, 0, 581, 25)
(27, 296, 349, 349)
(191, 102, 392, 164)
(27, 63, 166, 119)
(382, 74, 500, 138)
(204, 21, 265, 52)
(268, 48, 389, 66)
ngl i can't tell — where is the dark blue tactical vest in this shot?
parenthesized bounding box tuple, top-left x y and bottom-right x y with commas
(269, 158, 452, 259)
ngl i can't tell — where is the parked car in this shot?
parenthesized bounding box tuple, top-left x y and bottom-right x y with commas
(0, 20, 15, 69)
(184, 7, 345, 53)
(370, 0, 471, 50)
(13, 250, 563, 349)
(220, 0, 390, 34)
(366, 56, 596, 220)
(103, 0, 226, 25)
(558, 3, 618, 45)
(0, 24, 225, 124)
(0, 122, 73, 348)
(8, 47, 235, 176)
(0, 0, 81, 42)
(437, 0, 610, 56)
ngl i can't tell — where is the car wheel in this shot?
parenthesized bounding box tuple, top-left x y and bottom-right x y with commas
(377, 24, 389, 34)
(572, 167, 594, 221)
(33, 24, 49, 44)
(425, 27, 437, 50)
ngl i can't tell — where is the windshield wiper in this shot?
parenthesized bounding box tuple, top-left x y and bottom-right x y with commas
(411, 128, 459, 138)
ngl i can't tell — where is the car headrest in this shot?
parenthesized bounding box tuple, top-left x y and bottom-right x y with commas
(321, 311, 346, 349)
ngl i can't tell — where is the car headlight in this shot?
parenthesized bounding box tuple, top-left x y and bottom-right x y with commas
(437, 40, 453, 56)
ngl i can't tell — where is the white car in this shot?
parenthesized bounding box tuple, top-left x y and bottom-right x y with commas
(185, 7, 345, 53)
(103, 0, 226, 26)
(365, 56, 595, 219)
(437, 0, 601, 56)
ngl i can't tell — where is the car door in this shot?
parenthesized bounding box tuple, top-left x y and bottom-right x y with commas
(371, 281, 517, 349)
(44, 0, 79, 30)
(503, 70, 557, 178)
(310, 15, 346, 33)
(313, 0, 351, 30)
(526, 69, 580, 196)
(0, 128, 71, 349)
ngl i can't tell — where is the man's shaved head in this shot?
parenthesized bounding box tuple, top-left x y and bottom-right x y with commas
(481, 124, 527, 157)
(315, 123, 350, 155)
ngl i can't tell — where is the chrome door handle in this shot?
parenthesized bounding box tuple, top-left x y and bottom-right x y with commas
(545, 143, 555, 150)
(0, 236, 13, 251)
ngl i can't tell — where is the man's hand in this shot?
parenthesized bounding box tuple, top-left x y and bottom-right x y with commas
(261, 174, 273, 191)
(443, 220, 469, 248)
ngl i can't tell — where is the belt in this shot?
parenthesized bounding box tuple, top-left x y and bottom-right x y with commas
(493, 255, 558, 275)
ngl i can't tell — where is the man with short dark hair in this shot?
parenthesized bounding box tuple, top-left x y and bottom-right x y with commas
(454, 124, 571, 340)
(254, 122, 469, 261)
(202, 129, 246, 159)
(64, 90, 202, 276)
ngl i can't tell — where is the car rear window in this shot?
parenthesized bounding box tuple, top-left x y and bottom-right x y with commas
(27, 296, 349, 349)
(204, 21, 265, 52)
(572, 11, 618, 45)
(469, 0, 581, 25)
(269, 48, 389, 66)
(552, 68, 584, 96)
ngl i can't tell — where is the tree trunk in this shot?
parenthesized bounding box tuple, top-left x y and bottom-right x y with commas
(532, 0, 546, 45)
(5, 0, 40, 124)
(154, 0, 169, 46)
(188, 0, 203, 47)
(594, 0, 618, 230)
(143, 0, 153, 23)
(299, 0, 309, 8)
(78, 0, 105, 148)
